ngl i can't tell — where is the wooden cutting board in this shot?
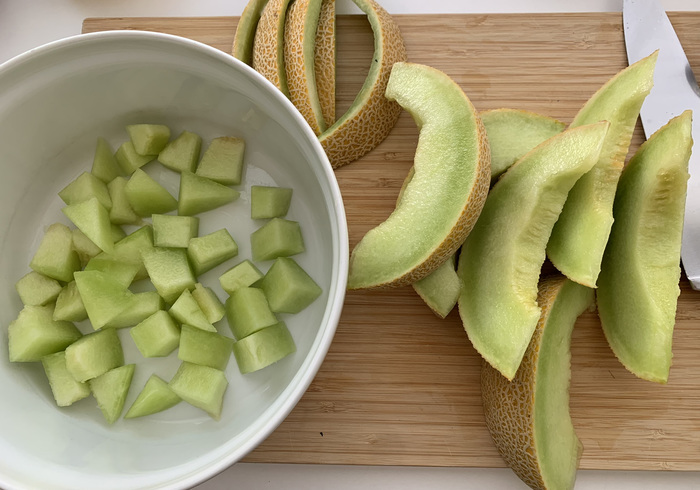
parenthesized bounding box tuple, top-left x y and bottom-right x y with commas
(83, 13, 700, 471)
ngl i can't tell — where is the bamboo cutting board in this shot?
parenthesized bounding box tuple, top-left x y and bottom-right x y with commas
(83, 13, 700, 471)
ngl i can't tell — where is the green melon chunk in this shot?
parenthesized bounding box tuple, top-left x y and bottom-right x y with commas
(219, 260, 264, 295)
(30, 223, 81, 282)
(225, 287, 277, 340)
(8, 305, 82, 362)
(115, 141, 156, 175)
(178, 325, 234, 370)
(58, 171, 113, 211)
(412, 255, 459, 319)
(42, 351, 91, 407)
(89, 364, 135, 424)
(481, 109, 565, 182)
(130, 310, 180, 357)
(250, 218, 305, 261)
(125, 374, 181, 419)
(250, 185, 293, 219)
(71, 228, 102, 267)
(169, 289, 216, 332)
(178, 171, 240, 216)
(111, 224, 126, 242)
(124, 169, 178, 217)
(169, 362, 228, 420)
(74, 270, 134, 330)
(195, 137, 245, 185)
(153, 214, 199, 249)
(187, 229, 238, 276)
(127, 124, 171, 156)
(107, 176, 141, 226)
(547, 52, 658, 288)
(103, 225, 154, 281)
(91, 137, 123, 183)
(15, 271, 62, 306)
(53, 280, 88, 322)
(104, 291, 164, 329)
(232, 322, 296, 374)
(63, 197, 114, 254)
(233, 0, 271, 64)
(65, 328, 124, 382)
(191, 283, 226, 324)
(142, 247, 196, 304)
(85, 255, 139, 287)
(597, 112, 692, 384)
(458, 122, 608, 380)
(158, 130, 202, 173)
(258, 257, 321, 313)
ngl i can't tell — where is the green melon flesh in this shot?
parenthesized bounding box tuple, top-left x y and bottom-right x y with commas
(130, 310, 181, 358)
(169, 289, 216, 332)
(126, 124, 170, 156)
(30, 223, 81, 282)
(42, 351, 91, 407)
(597, 111, 692, 384)
(250, 218, 305, 261)
(63, 197, 114, 254)
(125, 374, 181, 419)
(59, 172, 113, 211)
(110, 224, 126, 242)
(257, 257, 321, 313)
(53, 280, 88, 322)
(142, 247, 196, 304)
(89, 364, 135, 424)
(251, 185, 293, 219)
(178, 171, 240, 216)
(91, 138, 123, 183)
(115, 141, 155, 175)
(107, 176, 141, 226)
(187, 228, 238, 276)
(74, 270, 134, 330)
(547, 52, 658, 288)
(102, 225, 154, 281)
(169, 362, 228, 420)
(191, 283, 226, 324)
(125, 169, 178, 216)
(225, 287, 278, 340)
(233, 322, 296, 374)
(219, 260, 264, 295)
(104, 291, 163, 329)
(233, 0, 272, 64)
(65, 328, 124, 382)
(412, 255, 459, 319)
(178, 325, 234, 371)
(196, 137, 246, 185)
(153, 214, 199, 249)
(8, 305, 82, 362)
(15, 271, 62, 306)
(71, 228, 102, 267)
(158, 130, 202, 173)
(458, 122, 608, 380)
(85, 256, 139, 287)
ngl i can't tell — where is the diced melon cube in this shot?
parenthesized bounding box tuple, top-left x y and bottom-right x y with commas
(142, 247, 195, 303)
(89, 364, 135, 424)
(153, 214, 199, 248)
(74, 270, 134, 330)
(191, 283, 225, 324)
(125, 374, 181, 419)
(104, 291, 163, 329)
(125, 169, 178, 216)
(58, 171, 112, 211)
(258, 257, 322, 313)
(178, 325, 233, 371)
(107, 176, 141, 226)
(178, 171, 239, 216)
(63, 197, 114, 254)
(91, 137, 123, 183)
(15, 271, 62, 306)
(250, 186, 293, 219)
(53, 280, 88, 322)
(169, 289, 215, 332)
(225, 287, 277, 340)
(127, 124, 170, 156)
(187, 229, 238, 276)
(219, 260, 264, 295)
(64, 328, 123, 382)
(115, 141, 155, 175)
(232, 322, 296, 374)
(103, 225, 154, 281)
(169, 362, 228, 420)
(71, 228, 102, 267)
(130, 310, 180, 357)
(158, 130, 202, 173)
(195, 136, 245, 185)
(8, 305, 82, 362)
(250, 218, 305, 262)
(42, 351, 91, 407)
(30, 223, 81, 282)
(110, 223, 126, 242)
(85, 255, 139, 287)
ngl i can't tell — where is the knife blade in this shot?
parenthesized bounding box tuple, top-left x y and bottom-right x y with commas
(623, 0, 700, 289)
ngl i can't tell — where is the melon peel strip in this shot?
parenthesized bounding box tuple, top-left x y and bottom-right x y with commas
(252, 0, 294, 96)
(315, 0, 336, 127)
(232, 0, 271, 65)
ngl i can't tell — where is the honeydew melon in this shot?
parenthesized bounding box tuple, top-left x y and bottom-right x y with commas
(257, 257, 321, 313)
(126, 124, 170, 156)
(115, 141, 155, 175)
(42, 351, 91, 407)
(250, 185, 293, 219)
(169, 289, 216, 332)
(152, 214, 199, 249)
(89, 364, 135, 424)
(59, 172, 112, 211)
(233, 322, 296, 374)
(219, 260, 264, 295)
(102, 225, 154, 282)
(225, 287, 277, 340)
(125, 169, 178, 216)
(103, 291, 163, 329)
(169, 362, 228, 420)
(195, 137, 245, 186)
(178, 171, 239, 216)
(71, 228, 102, 267)
(130, 310, 181, 358)
(125, 375, 181, 419)
(187, 228, 238, 276)
(84, 255, 139, 288)
(178, 325, 234, 371)
(15, 271, 62, 306)
(142, 247, 196, 304)
(412, 255, 459, 319)
(30, 223, 81, 282)
(107, 176, 141, 226)
(158, 130, 202, 173)
(91, 138, 123, 183)
(53, 281, 88, 322)
(191, 284, 226, 324)
(65, 328, 124, 382)
(74, 270, 134, 330)
(250, 218, 305, 261)
(63, 197, 114, 254)
(8, 305, 82, 362)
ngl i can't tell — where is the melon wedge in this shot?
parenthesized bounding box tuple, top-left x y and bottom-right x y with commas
(547, 52, 658, 288)
(233, 0, 272, 65)
(482, 276, 593, 490)
(315, 0, 336, 127)
(412, 255, 459, 319)
(252, 0, 294, 96)
(597, 111, 692, 384)
(458, 122, 608, 380)
(347, 62, 490, 290)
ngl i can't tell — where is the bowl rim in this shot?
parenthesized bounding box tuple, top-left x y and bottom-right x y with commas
(0, 30, 349, 490)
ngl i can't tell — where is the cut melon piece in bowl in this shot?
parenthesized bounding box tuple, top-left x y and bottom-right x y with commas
(347, 62, 490, 290)
(0, 31, 347, 490)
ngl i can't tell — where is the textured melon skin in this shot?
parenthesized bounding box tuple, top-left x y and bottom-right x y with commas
(233, 0, 271, 65)
(252, 0, 294, 96)
(315, 0, 336, 127)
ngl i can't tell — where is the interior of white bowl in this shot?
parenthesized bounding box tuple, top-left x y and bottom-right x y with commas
(0, 31, 347, 490)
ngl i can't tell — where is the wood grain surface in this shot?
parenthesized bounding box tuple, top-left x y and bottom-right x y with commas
(83, 13, 700, 471)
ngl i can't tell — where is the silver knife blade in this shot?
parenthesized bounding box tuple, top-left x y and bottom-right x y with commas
(623, 0, 700, 289)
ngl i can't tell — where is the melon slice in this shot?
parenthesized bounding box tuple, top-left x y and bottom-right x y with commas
(597, 111, 692, 384)
(225, 287, 278, 340)
(178, 171, 240, 216)
(153, 214, 199, 249)
(107, 176, 141, 226)
(251, 185, 293, 219)
(191, 284, 226, 324)
(63, 197, 114, 254)
(125, 375, 181, 419)
(8, 305, 82, 362)
(130, 310, 181, 358)
(30, 223, 81, 282)
(126, 124, 170, 156)
(102, 225, 154, 282)
(42, 351, 91, 407)
(65, 328, 124, 382)
(219, 260, 264, 295)
(74, 270, 134, 330)
(169, 362, 228, 420)
(233, 0, 272, 65)
(195, 137, 245, 186)
(104, 291, 163, 329)
(115, 141, 156, 176)
(412, 255, 459, 319)
(315, 0, 336, 127)
(84, 255, 139, 288)
(15, 271, 62, 307)
(89, 364, 135, 424)
(547, 52, 658, 288)
(232, 322, 296, 374)
(252, 0, 294, 96)
(59, 172, 112, 211)
(53, 281, 88, 322)
(158, 130, 202, 173)
(482, 276, 592, 490)
(250, 218, 305, 261)
(142, 247, 196, 304)
(458, 122, 608, 380)
(169, 289, 216, 332)
(347, 62, 490, 289)
(91, 138, 123, 183)
(71, 228, 102, 268)
(187, 228, 238, 276)
(178, 325, 234, 371)
(125, 169, 178, 216)
(257, 257, 322, 313)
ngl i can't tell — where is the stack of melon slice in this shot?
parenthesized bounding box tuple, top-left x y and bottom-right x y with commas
(7, 124, 323, 424)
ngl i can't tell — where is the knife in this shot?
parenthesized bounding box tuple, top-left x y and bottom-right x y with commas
(623, 0, 700, 289)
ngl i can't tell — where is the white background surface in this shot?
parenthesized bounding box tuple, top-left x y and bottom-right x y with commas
(1, 1, 699, 489)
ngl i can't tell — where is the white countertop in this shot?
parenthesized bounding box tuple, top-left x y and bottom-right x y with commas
(2, 1, 699, 489)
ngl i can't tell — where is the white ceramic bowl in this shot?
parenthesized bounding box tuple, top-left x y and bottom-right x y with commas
(0, 31, 348, 489)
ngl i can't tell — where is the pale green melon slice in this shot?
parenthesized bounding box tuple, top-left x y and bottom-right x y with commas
(130, 310, 180, 358)
(232, 322, 296, 374)
(250, 218, 304, 262)
(30, 223, 81, 282)
(257, 257, 321, 313)
(169, 289, 216, 332)
(158, 131, 202, 173)
(125, 375, 181, 419)
(178, 325, 234, 371)
(59, 172, 112, 211)
(65, 328, 124, 382)
(142, 247, 195, 304)
(225, 287, 277, 340)
(191, 284, 225, 324)
(42, 351, 91, 407)
(412, 255, 459, 319)
(178, 171, 239, 216)
(187, 229, 238, 276)
(107, 176, 141, 226)
(8, 305, 82, 362)
(104, 291, 163, 329)
(169, 362, 228, 420)
(126, 124, 170, 156)
(195, 137, 245, 186)
(219, 260, 264, 295)
(53, 281, 88, 322)
(89, 364, 135, 424)
(251, 186, 293, 219)
(63, 197, 114, 254)
(153, 214, 199, 249)
(84, 255, 139, 288)
(91, 138, 123, 183)
(125, 169, 178, 216)
(15, 271, 62, 307)
(74, 270, 134, 330)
